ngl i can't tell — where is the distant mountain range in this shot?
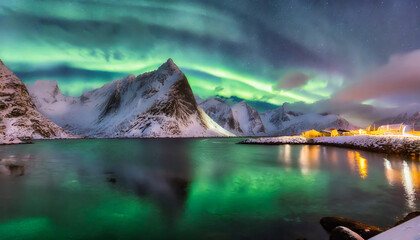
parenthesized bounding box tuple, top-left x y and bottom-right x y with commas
(373, 105, 420, 130)
(197, 96, 357, 136)
(6, 57, 408, 140)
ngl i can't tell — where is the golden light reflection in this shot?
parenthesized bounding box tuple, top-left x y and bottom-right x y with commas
(357, 154, 368, 179)
(402, 161, 416, 210)
(298, 145, 320, 175)
(278, 145, 292, 170)
(284, 145, 291, 168)
(383, 159, 402, 186)
(329, 148, 338, 165)
(347, 151, 368, 179)
(383, 158, 419, 210)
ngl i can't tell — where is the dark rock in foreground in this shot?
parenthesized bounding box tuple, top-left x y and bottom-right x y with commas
(320, 217, 382, 239)
(394, 211, 420, 227)
(330, 226, 364, 240)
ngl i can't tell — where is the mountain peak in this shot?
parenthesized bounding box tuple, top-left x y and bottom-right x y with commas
(33, 80, 59, 88)
(26, 80, 63, 99)
(157, 58, 182, 75)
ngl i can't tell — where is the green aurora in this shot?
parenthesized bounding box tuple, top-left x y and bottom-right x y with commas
(1, 0, 420, 109)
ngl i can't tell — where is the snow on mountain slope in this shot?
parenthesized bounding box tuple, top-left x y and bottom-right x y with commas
(0, 59, 73, 141)
(374, 104, 420, 129)
(198, 97, 244, 135)
(27, 59, 234, 138)
(260, 106, 293, 134)
(279, 113, 357, 135)
(231, 101, 265, 136)
(260, 105, 357, 136)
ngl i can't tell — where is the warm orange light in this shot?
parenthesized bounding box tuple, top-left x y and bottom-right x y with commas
(355, 152, 368, 179)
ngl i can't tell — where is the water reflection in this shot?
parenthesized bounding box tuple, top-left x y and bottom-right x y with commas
(0, 139, 419, 240)
(0, 155, 34, 177)
(384, 158, 419, 210)
(347, 151, 368, 179)
(298, 145, 320, 175)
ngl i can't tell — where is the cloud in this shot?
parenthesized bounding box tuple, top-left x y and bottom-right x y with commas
(276, 72, 311, 90)
(333, 49, 420, 102)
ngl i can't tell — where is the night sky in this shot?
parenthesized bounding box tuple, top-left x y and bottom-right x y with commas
(1, 0, 420, 118)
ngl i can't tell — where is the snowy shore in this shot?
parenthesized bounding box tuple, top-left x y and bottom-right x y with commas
(0, 135, 23, 145)
(240, 135, 420, 155)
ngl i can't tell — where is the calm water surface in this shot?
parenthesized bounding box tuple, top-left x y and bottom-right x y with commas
(0, 138, 419, 240)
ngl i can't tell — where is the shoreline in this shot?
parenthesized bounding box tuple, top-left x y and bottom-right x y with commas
(239, 135, 420, 157)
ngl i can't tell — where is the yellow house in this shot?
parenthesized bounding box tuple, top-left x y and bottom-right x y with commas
(331, 129, 339, 137)
(302, 129, 323, 138)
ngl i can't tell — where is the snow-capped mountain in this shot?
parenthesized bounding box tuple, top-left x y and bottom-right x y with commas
(261, 105, 357, 136)
(27, 59, 233, 138)
(231, 101, 266, 136)
(0, 58, 73, 140)
(373, 105, 420, 129)
(197, 96, 357, 137)
(198, 97, 244, 135)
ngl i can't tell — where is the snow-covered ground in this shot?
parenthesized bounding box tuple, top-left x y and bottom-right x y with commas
(240, 136, 307, 144)
(313, 135, 420, 154)
(370, 216, 420, 240)
(240, 135, 420, 155)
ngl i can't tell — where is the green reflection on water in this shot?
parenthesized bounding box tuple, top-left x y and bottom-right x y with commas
(0, 139, 418, 239)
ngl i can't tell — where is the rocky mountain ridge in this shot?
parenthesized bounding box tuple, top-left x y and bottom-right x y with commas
(0, 58, 73, 143)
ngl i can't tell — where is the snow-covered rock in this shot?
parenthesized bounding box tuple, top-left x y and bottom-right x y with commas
(231, 101, 266, 136)
(0, 58, 73, 140)
(199, 97, 244, 135)
(312, 135, 420, 154)
(240, 135, 420, 155)
(240, 136, 306, 144)
(27, 59, 234, 138)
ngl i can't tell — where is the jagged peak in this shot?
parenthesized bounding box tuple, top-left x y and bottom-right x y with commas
(234, 100, 250, 108)
(157, 58, 182, 75)
(27, 80, 63, 97)
(33, 80, 59, 88)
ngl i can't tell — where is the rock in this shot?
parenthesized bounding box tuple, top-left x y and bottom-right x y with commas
(394, 211, 420, 226)
(320, 217, 382, 239)
(0, 101, 7, 110)
(5, 107, 27, 118)
(330, 226, 364, 240)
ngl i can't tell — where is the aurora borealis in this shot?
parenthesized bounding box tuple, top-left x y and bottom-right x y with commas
(1, 0, 420, 112)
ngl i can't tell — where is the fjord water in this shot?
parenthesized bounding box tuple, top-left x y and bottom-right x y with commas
(0, 139, 418, 240)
